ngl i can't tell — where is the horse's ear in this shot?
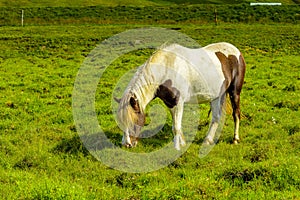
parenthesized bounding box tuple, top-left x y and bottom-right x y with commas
(130, 97, 140, 112)
(114, 97, 121, 103)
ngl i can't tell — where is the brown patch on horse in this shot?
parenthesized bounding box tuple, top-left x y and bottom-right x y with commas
(237, 53, 246, 90)
(215, 51, 239, 89)
(129, 95, 145, 126)
(155, 79, 180, 108)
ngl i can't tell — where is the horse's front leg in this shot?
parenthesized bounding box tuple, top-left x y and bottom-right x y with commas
(204, 98, 224, 145)
(122, 129, 132, 147)
(171, 102, 186, 150)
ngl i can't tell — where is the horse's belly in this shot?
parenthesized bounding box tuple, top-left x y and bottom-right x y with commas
(186, 78, 224, 104)
(186, 94, 212, 104)
(184, 62, 225, 104)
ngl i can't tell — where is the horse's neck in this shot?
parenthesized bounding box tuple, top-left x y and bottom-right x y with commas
(139, 86, 157, 112)
(131, 69, 157, 111)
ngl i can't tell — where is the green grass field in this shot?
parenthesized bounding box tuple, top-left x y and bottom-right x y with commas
(1, 23, 299, 199)
(0, 1, 300, 199)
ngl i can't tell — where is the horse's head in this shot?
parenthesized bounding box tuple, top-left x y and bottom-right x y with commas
(115, 93, 145, 148)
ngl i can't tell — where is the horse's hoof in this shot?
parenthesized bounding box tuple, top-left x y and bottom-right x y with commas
(131, 140, 138, 147)
(174, 140, 181, 151)
(123, 143, 133, 148)
(233, 139, 239, 144)
(175, 145, 181, 151)
(203, 138, 214, 145)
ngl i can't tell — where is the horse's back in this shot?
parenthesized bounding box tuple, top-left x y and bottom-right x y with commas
(149, 43, 243, 102)
(153, 44, 226, 102)
(203, 42, 241, 57)
(159, 43, 241, 67)
(160, 44, 219, 70)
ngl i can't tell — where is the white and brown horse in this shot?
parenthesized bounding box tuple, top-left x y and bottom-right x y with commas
(116, 42, 246, 150)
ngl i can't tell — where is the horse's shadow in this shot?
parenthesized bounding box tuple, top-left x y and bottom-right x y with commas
(51, 130, 123, 156)
(51, 135, 91, 156)
(138, 124, 173, 148)
(51, 124, 175, 157)
(52, 120, 234, 158)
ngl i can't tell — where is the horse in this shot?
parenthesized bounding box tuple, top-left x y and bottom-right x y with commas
(115, 42, 246, 150)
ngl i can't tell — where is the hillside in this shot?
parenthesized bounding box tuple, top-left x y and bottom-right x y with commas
(0, 0, 298, 7)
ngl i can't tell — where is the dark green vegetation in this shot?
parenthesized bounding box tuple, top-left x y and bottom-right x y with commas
(0, 1, 300, 199)
(0, 0, 298, 7)
(1, 4, 299, 26)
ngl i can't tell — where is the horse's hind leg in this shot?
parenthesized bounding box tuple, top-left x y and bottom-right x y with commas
(229, 53, 246, 144)
(228, 86, 241, 144)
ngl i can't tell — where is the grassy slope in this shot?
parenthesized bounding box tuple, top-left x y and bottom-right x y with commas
(0, 23, 299, 199)
(0, 0, 297, 7)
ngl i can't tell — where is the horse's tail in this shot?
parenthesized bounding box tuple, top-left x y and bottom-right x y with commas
(236, 52, 246, 94)
(226, 51, 246, 119)
(207, 95, 241, 116)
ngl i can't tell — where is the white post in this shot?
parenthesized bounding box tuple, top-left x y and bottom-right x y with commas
(21, 10, 24, 26)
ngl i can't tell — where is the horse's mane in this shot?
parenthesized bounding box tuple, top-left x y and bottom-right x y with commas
(117, 61, 156, 130)
(117, 91, 138, 131)
(125, 43, 180, 102)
